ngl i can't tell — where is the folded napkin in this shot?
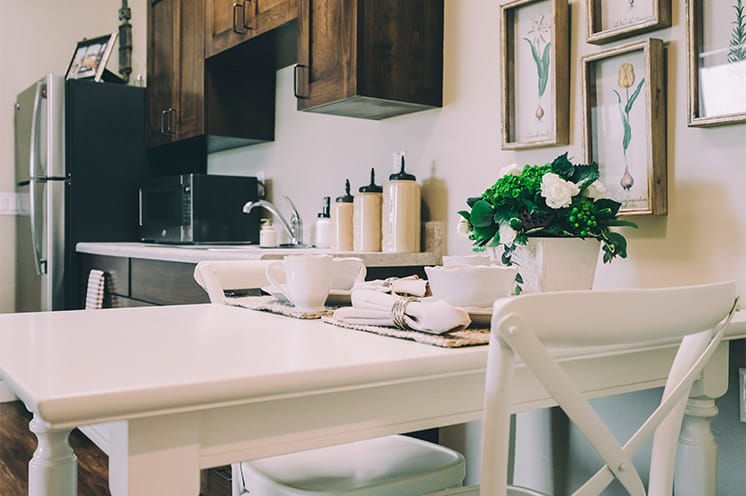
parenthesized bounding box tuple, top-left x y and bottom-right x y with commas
(332, 290, 470, 335)
(352, 275, 428, 297)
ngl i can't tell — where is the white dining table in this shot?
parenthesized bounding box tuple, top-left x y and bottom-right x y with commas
(0, 304, 744, 496)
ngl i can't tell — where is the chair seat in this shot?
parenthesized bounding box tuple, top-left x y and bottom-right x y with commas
(430, 484, 547, 495)
(239, 434, 465, 495)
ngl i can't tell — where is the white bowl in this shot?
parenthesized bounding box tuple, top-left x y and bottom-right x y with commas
(441, 254, 492, 267)
(425, 265, 517, 308)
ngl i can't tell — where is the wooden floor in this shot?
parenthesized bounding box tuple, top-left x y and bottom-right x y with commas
(0, 401, 232, 495)
(0, 401, 110, 496)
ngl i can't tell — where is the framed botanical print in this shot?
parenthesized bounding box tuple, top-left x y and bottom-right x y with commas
(582, 39, 667, 216)
(586, 0, 671, 45)
(500, 0, 569, 150)
(687, 0, 746, 127)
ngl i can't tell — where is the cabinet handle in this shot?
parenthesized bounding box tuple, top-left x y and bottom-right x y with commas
(167, 108, 177, 135)
(160, 109, 168, 135)
(294, 64, 309, 99)
(242, 0, 255, 30)
(232, 2, 247, 34)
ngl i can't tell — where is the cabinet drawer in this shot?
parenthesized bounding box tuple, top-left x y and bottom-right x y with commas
(130, 259, 209, 305)
(79, 254, 130, 298)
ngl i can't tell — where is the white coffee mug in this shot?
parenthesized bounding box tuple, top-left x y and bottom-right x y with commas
(266, 255, 333, 312)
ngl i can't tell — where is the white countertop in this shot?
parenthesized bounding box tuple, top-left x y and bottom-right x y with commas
(76, 242, 442, 267)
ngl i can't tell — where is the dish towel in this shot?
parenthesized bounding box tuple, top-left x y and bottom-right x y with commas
(351, 275, 428, 297)
(332, 290, 470, 335)
(85, 269, 106, 310)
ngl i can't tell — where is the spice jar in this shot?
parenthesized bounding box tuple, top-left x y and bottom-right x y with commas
(353, 168, 383, 252)
(259, 219, 277, 248)
(382, 156, 421, 253)
(332, 179, 354, 251)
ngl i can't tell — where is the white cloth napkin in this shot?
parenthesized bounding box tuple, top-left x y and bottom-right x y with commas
(332, 290, 471, 335)
(85, 269, 106, 310)
(352, 275, 428, 297)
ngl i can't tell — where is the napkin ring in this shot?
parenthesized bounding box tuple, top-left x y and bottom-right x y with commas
(391, 297, 418, 329)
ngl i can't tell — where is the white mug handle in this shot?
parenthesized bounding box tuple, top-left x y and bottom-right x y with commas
(265, 261, 286, 293)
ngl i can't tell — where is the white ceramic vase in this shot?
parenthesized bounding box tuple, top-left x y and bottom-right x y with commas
(510, 237, 601, 293)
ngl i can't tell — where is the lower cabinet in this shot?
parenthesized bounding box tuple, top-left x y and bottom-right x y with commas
(79, 254, 209, 307)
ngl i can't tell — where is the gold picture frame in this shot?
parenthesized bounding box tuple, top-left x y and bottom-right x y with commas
(586, 0, 671, 45)
(687, 0, 746, 127)
(582, 38, 667, 216)
(500, 0, 569, 150)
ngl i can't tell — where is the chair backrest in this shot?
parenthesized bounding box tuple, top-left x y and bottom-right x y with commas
(481, 282, 738, 496)
(193, 260, 276, 303)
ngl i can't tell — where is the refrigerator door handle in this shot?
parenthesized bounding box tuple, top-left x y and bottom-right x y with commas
(28, 179, 47, 275)
(28, 81, 44, 179)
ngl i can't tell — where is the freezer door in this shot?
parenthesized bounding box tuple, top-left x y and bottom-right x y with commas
(14, 74, 64, 183)
(14, 179, 65, 312)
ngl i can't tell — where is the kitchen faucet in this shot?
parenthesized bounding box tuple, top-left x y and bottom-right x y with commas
(242, 196, 304, 246)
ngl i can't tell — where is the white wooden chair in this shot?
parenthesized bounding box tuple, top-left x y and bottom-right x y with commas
(433, 281, 738, 496)
(193, 260, 466, 496)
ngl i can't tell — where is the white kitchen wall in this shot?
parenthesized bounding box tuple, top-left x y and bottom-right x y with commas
(209, 0, 746, 493)
(0, 0, 146, 313)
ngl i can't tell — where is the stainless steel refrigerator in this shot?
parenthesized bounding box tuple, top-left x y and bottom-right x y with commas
(14, 74, 148, 312)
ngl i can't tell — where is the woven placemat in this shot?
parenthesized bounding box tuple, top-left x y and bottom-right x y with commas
(321, 317, 490, 348)
(225, 295, 333, 319)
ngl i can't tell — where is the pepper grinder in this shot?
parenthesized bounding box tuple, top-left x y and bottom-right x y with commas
(332, 179, 354, 251)
(354, 168, 383, 252)
(382, 156, 421, 253)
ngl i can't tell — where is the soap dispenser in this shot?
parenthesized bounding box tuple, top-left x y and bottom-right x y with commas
(332, 180, 354, 251)
(354, 168, 383, 252)
(315, 196, 332, 249)
(382, 154, 421, 253)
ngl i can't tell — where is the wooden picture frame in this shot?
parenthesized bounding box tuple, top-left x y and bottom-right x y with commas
(687, 0, 746, 127)
(500, 0, 569, 150)
(65, 33, 117, 82)
(586, 0, 671, 45)
(582, 39, 667, 216)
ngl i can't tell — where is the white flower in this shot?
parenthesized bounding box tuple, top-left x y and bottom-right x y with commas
(540, 173, 580, 209)
(456, 218, 472, 238)
(497, 163, 524, 178)
(499, 223, 517, 246)
(584, 179, 607, 200)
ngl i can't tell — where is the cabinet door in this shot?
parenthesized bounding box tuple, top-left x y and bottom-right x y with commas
(205, 0, 253, 58)
(296, 0, 357, 111)
(148, 0, 205, 147)
(147, 0, 178, 148)
(175, 0, 205, 141)
(206, 0, 296, 58)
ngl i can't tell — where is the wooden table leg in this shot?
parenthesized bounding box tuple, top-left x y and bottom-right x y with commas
(28, 414, 77, 496)
(675, 342, 729, 496)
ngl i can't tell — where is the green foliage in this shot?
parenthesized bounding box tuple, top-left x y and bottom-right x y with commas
(729, 0, 746, 63)
(459, 154, 637, 273)
(524, 38, 552, 97)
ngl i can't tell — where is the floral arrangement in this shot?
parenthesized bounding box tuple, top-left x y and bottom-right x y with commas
(458, 153, 636, 291)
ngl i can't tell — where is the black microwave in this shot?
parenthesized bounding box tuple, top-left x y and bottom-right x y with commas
(139, 174, 262, 244)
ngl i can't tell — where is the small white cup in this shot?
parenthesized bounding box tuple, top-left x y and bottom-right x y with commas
(266, 255, 333, 312)
(330, 257, 367, 291)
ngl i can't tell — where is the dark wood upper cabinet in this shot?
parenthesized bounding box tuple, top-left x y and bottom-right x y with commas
(206, 0, 297, 58)
(147, 0, 204, 147)
(295, 0, 444, 120)
(147, 0, 277, 156)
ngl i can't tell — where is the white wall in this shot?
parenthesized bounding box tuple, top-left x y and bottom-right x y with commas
(0, 0, 146, 313)
(209, 0, 746, 493)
